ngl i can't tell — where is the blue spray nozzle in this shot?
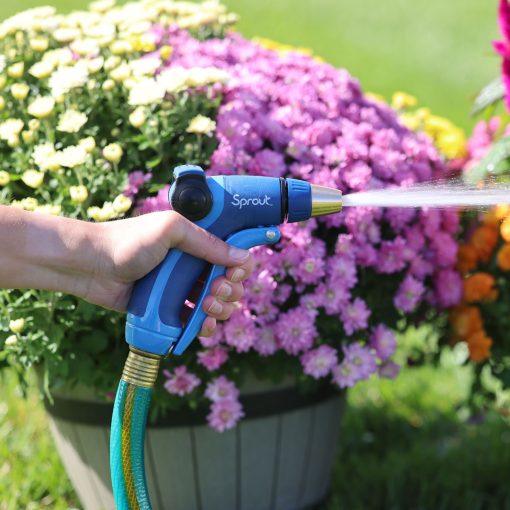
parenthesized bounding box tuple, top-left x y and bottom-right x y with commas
(125, 166, 341, 356)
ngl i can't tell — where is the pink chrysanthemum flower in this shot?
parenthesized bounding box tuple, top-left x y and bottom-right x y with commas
(340, 298, 371, 336)
(205, 375, 240, 402)
(197, 346, 229, 372)
(342, 343, 377, 379)
(275, 308, 318, 355)
(207, 400, 245, 433)
(369, 324, 397, 360)
(300, 345, 338, 379)
(378, 361, 401, 379)
(332, 362, 358, 389)
(163, 366, 201, 397)
(394, 275, 425, 312)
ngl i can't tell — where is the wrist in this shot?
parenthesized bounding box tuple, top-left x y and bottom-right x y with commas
(0, 205, 106, 296)
(30, 214, 102, 275)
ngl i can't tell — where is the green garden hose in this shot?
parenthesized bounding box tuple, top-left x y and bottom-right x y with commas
(110, 348, 161, 510)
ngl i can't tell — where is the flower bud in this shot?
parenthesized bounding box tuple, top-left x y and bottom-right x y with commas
(9, 318, 25, 333)
(103, 143, 123, 163)
(159, 45, 173, 61)
(129, 107, 146, 128)
(102, 79, 115, 91)
(30, 37, 49, 52)
(7, 134, 20, 148)
(79, 136, 96, 153)
(22, 130, 35, 143)
(5, 335, 18, 347)
(7, 62, 24, 79)
(113, 194, 132, 214)
(70, 185, 89, 203)
(0, 170, 10, 186)
(11, 83, 30, 100)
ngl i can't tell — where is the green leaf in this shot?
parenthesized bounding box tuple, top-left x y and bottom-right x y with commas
(146, 155, 162, 168)
(82, 331, 109, 354)
(471, 77, 505, 116)
(463, 135, 510, 185)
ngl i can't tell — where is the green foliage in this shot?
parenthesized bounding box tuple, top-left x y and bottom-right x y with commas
(0, 1, 227, 413)
(471, 77, 506, 117)
(463, 135, 510, 184)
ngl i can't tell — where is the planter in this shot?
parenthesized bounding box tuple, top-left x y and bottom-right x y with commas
(43, 377, 345, 510)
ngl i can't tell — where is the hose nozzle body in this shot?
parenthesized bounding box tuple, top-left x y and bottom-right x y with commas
(126, 166, 343, 357)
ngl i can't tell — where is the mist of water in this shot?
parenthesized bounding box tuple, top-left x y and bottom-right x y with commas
(342, 179, 510, 209)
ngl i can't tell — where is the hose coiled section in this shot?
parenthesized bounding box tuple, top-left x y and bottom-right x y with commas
(110, 347, 161, 510)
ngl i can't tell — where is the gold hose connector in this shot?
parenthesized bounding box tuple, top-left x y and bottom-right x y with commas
(121, 346, 162, 388)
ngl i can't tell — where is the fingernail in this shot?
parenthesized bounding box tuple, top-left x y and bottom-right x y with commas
(207, 300, 223, 314)
(231, 268, 246, 282)
(229, 246, 250, 261)
(216, 282, 232, 299)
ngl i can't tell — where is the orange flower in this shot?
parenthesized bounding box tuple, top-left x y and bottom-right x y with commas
(497, 243, 510, 271)
(470, 225, 499, 262)
(449, 305, 483, 338)
(501, 216, 510, 242)
(483, 209, 500, 229)
(463, 272, 498, 303)
(456, 244, 478, 273)
(466, 330, 493, 362)
(495, 204, 510, 221)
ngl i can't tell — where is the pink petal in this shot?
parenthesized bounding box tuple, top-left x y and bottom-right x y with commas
(503, 58, 510, 113)
(498, 0, 510, 43)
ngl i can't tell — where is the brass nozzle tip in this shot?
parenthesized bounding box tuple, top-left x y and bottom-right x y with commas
(310, 184, 343, 217)
(121, 347, 161, 388)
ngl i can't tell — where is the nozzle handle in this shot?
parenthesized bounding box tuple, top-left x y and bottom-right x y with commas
(126, 226, 280, 356)
(172, 226, 281, 355)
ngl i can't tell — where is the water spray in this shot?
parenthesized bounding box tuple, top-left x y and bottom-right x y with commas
(110, 165, 343, 509)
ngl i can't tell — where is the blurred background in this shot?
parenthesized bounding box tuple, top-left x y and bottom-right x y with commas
(1, 1, 507, 509)
(0, 0, 499, 129)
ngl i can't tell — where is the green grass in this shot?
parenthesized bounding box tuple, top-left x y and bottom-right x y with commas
(0, 0, 500, 130)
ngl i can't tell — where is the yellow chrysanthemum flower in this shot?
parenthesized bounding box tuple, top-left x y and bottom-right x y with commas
(27, 96, 55, 118)
(391, 91, 417, 110)
(21, 169, 44, 189)
(57, 109, 88, 133)
(29, 61, 54, 79)
(187, 115, 216, 135)
(30, 37, 49, 52)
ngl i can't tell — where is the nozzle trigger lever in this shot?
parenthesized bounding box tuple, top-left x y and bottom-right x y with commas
(171, 226, 281, 355)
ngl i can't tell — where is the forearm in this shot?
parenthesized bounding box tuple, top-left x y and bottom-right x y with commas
(0, 205, 104, 296)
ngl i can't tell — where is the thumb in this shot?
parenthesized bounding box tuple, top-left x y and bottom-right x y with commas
(171, 213, 251, 267)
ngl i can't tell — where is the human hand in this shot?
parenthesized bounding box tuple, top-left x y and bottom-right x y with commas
(80, 211, 254, 336)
